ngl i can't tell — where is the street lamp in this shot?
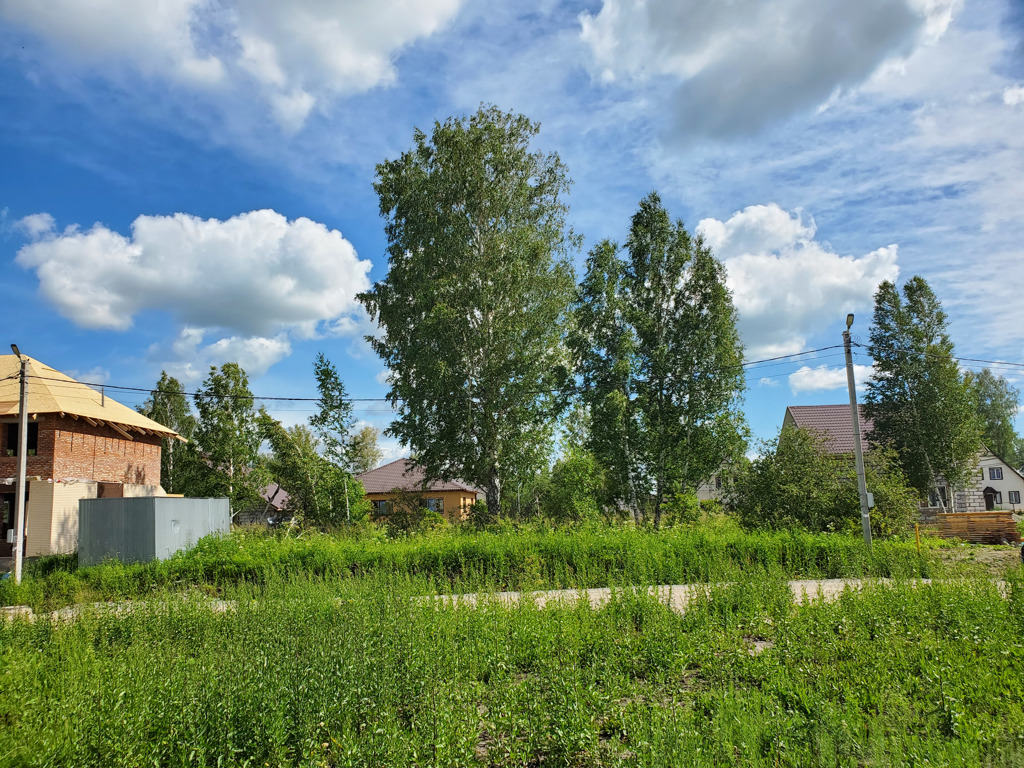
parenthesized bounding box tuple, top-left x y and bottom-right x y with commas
(842, 318, 872, 548)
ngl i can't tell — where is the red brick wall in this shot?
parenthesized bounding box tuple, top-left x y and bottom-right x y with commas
(0, 414, 162, 486)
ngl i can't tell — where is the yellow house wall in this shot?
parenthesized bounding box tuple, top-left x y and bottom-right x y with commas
(22, 481, 163, 557)
(365, 490, 479, 523)
(25, 480, 53, 557)
(49, 481, 98, 554)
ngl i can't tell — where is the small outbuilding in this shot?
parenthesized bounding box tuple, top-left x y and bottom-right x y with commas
(78, 496, 229, 566)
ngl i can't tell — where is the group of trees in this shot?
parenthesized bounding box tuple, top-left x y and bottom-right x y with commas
(359, 107, 748, 527)
(140, 356, 382, 525)
(361, 104, 1022, 532)
(142, 105, 1021, 536)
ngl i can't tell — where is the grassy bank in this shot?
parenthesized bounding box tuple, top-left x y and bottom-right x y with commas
(1, 521, 939, 611)
(1, 573, 1021, 767)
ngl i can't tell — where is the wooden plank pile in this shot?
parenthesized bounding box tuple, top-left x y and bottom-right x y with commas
(936, 511, 1022, 544)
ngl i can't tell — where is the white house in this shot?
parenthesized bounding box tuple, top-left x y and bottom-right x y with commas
(783, 404, 1024, 514)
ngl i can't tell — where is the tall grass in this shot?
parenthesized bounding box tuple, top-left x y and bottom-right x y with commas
(1, 520, 935, 610)
(1, 572, 1021, 766)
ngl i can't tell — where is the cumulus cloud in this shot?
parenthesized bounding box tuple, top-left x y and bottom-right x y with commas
(16, 209, 372, 378)
(788, 363, 875, 394)
(0, 0, 463, 130)
(14, 212, 57, 239)
(579, 0, 956, 139)
(697, 204, 899, 358)
(16, 209, 371, 337)
(149, 328, 293, 382)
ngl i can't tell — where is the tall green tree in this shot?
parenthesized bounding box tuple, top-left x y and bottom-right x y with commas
(192, 363, 266, 512)
(360, 105, 578, 517)
(309, 353, 357, 521)
(138, 371, 197, 494)
(348, 425, 384, 474)
(259, 414, 366, 525)
(572, 193, 747, 527)
(864, 277, 981, 503)
(966, 368, 1022, 462)
(571, 239, 642, 520)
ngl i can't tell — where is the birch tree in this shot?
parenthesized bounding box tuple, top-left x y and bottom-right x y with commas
(572, 193, 747, 527)
(360, 106, 577, 517)
(139, 371, 196, 494)
(864, 277, 981, 504)
(192, 363, 266, 511)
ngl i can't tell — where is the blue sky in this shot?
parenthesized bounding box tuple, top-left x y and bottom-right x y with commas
(2, 0, 1022, 462)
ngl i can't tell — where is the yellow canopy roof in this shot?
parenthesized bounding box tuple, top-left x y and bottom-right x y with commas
(0, 354, 182, 441)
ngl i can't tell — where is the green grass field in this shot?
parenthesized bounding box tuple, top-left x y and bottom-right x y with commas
(2, 573, 1023, 767)
(2, 520, 939, 612)
(2, 524, 1020, 767)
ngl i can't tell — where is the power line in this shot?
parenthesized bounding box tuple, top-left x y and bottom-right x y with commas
(18, 345, 851, 404)
(852, 341, 1024, 371)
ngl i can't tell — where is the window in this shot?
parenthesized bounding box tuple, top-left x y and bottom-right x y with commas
(370, 499, 393, 516)
(995, 491, 1003, 505)
(989, 467, 1003, 481)
(4, 422, 38, 457)
(425, 497, 444, 514)
(928, 486, 948, 507)
(715, 476, 722, 490)
(1010, 491, 1021, 505)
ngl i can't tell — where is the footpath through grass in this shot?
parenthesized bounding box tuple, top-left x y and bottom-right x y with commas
(2, 572, 1022, 767)
(1, 520, 939, 611)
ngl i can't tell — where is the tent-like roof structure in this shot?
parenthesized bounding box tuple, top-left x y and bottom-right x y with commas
(0, 354, 181, 441)
(356, 458, 483, 495)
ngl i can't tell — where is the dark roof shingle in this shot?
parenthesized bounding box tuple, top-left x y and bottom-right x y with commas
(784, 404, 874, 455)
(355, 459, 483, 495)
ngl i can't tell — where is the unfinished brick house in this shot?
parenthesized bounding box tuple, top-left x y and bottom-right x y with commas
(1, 355, 181, 557)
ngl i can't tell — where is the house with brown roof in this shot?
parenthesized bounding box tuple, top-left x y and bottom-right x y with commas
(355, 458, 483, 523)
(783, 404, 1024, 514)
(0, 355, 181, 556)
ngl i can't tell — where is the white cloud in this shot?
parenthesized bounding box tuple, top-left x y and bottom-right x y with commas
(698, 203, 900, 358)
(375, 369, 393, 388)
(1003, 85, 1024, 106)
(16, 209, 371, 337)
(757, 377, 780, 388)
(788, 363, 875, 394)
(150, 328, 293, 382)
(15, 213, 56, 239)
(0, 0, 224, 86)
(0, 0, 464, 130)
(16, 209, 372, 379)
(579, 0, 956, 139)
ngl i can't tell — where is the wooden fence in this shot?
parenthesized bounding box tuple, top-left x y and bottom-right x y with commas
(936, 511, 1022, 544)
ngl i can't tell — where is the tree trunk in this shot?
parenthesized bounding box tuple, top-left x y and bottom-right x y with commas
(653, 476, 663, 530)
(344, 475, 351, 523)
(485, 473, 501, 519)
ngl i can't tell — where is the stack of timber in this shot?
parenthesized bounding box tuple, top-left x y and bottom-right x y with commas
(936, 511, 1022, 544)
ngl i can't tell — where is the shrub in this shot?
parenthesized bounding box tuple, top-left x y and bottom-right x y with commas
(732, 425, 918, 536)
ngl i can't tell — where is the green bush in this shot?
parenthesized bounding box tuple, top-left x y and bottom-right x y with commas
(732, 425, 918, 536)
